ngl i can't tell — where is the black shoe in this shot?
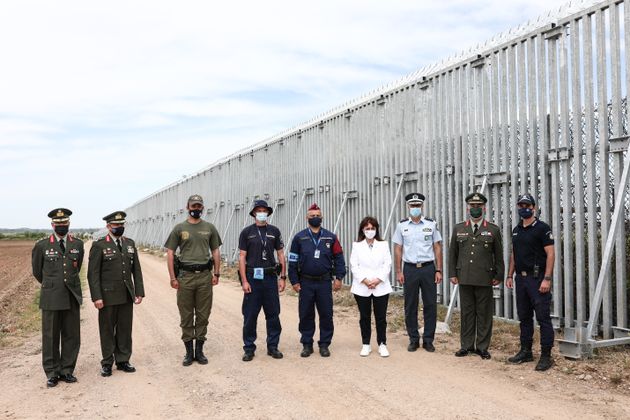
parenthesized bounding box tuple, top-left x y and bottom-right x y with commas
(59, 373, 77, 383)
(422, 342, 435, 352)
(319, 346, 331, 357)
(300, 344, 314, 358)
(508, 347, 534, 364)
(267, 348, 284, 359)
(477, 349, 491, 360)
(100, 365, 112, 377)
(46, 376, 59, 388)
(535, 347, 554, 371)
(407, 342, 420, 352)
(195, 340, 208, 365)
(116, 362, 136, 373)
(183, 340, 194, 366)
(242, 351, 255, 362)
(455, 349, 470, 357)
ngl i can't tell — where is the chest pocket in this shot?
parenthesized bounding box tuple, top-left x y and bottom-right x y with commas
(103, 254, 117, 263)
(481, 236, 494, 248)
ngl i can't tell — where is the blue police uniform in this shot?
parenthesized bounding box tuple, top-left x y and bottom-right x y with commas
(512, 218, 555, 349)
(239, 223, 284, 353)
(288, 227, 346, 348)
(392, 216, 442, 346)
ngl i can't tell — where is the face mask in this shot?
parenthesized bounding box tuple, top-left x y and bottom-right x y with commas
(364, 229, 376, 240)
(111, 226, 125, 237)
(189, 209, 203, 219)
(255, 212, 268, 222)
(518, 207, 534, 219)
(54, 225, 69, 236)
(469, 207, 483, 219)
(409, 207, 422, 218)
(308, 217, 322, 228)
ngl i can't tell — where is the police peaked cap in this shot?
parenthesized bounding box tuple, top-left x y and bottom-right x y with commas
(405, 193, 425, 204)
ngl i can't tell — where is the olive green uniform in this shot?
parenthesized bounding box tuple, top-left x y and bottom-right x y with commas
(32, 234, 84, 379)
(88, 234, 144, 366)
(164, 220, 222, 342)
(448, 220, 504, 351)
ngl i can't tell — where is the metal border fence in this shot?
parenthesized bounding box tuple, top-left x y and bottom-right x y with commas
(125, 0, 630, 357)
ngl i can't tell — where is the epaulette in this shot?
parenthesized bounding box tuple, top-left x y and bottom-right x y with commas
(399, 218, 408, 223)
(425, 217, 435, 222)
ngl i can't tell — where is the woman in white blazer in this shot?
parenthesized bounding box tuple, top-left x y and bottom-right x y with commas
(350, 216, 393, 357)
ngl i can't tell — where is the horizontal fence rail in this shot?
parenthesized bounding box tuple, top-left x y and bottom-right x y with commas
(125, 0, 630, 347)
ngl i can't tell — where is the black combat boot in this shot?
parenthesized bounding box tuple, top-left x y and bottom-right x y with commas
(195, 340, 208, 365)
(507, 342, 534, 364)
(182, 341, 194, 366)
(535, 346, 554, 371)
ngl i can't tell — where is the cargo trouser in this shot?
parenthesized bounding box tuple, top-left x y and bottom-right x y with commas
(515, 273, 554, 348)
(242, 273, 282, 352)
(177, 270, 213, 342)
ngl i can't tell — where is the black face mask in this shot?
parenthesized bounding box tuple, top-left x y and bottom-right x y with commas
(189, 209, 203, 219)
(308, 217, 322, 228)
(111, 226, 125, 237)
(54, 225, 69, 236)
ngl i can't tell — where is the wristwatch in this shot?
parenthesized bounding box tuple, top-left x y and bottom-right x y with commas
(435, 269, 442, 273)
(543, 276, 552, 281)
(213, 273, 221, 277)
(280, 275, 287, 280)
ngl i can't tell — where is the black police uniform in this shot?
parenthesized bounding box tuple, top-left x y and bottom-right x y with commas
(239, 223, 283, 353)
(512, 218, 554, 349)
(288, 227, 346, 348)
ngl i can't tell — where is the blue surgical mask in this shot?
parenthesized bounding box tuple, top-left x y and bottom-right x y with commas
(255, 212, 268, 222)
(308, 217, 322, 228)
(189, 209, 203, 219)
(518, 207, 534, 219)
(409, 208, 422, 218)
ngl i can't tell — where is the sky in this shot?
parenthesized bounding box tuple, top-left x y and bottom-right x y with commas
(0, 0, 577, 229)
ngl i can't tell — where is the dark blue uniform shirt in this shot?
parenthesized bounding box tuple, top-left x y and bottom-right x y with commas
(511, 218, 554, 274)
(288, 227, 346, 284)
(238, 224, 283, 268)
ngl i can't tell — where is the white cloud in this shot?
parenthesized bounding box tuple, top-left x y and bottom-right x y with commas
(0, 0, 575, 228)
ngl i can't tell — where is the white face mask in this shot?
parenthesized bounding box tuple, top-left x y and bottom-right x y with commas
(255, 212, 268, 222)
(364, 229, 376, 240)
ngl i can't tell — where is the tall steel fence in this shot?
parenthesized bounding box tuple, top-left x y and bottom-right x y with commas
(125, 0, 630, 345)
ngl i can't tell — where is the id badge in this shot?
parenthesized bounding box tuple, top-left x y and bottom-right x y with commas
(314, 249, 320, 259)
(253, 268, 265, 280)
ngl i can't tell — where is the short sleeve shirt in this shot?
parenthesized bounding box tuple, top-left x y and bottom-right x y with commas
(238, 224, 283, 268)
(392, 217, 442, 263)
(511, 218, 554, 273)
(164, 220, 222, 265)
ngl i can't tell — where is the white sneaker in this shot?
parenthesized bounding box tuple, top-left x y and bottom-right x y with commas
(378, 344, 390, 357)
(360, 344, 371, 357)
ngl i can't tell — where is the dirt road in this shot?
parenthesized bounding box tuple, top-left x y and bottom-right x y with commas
(1, 248, 629, 419)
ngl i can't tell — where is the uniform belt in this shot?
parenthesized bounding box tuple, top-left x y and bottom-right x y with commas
(246, 267, 277, 275)
(181, 264, 211, 273)
(300, 273, 331, 281)
(404, 261, 434, 269)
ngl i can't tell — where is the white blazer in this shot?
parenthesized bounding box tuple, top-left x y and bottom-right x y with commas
(350, 239, 393, 297)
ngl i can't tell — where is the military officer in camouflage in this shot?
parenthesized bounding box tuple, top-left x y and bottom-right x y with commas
(32, 208, 84, 388)
(165, 194, 222, 366)
(88, 211, 145, 377)
(448, 193, 504, 360)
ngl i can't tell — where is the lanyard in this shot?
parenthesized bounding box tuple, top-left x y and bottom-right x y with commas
(307, 229, 322, 249)
(256, 226, 268, 248)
